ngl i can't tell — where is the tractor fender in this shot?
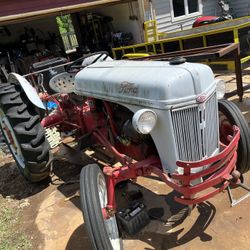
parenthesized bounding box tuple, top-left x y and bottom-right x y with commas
(8, 73, 45, 110)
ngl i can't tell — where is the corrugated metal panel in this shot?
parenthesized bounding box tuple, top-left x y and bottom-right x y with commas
(152, 0, 220, 33)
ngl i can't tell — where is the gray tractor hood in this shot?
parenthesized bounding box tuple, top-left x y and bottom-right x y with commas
(75, 60, 215, 109)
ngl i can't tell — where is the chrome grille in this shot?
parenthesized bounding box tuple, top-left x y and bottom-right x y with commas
(171, 93, 219, 161)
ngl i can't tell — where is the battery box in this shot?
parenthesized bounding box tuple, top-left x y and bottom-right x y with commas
(117, 202, 150, 235)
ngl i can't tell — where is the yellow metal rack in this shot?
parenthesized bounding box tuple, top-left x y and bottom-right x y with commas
(112, 16, 250, 70)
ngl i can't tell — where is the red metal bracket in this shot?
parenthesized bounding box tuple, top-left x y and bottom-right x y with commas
(103, 126, 240, 210)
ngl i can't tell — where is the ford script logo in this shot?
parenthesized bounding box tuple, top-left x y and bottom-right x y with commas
(119, 81, 138, 95)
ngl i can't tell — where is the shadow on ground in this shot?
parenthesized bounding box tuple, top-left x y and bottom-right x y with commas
(139, 202, 215, 250)
(0, 154, 217, 250)
(0, 144, 95, 200)
(64, 175, 216, 250)
(0, 161, 50, 199)
(66, 224, 92, 250)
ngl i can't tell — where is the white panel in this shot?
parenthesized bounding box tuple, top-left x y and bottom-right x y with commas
(152, 0, 220, 33)
(202, 0, 220, 16)
(230, 0, 250, 17)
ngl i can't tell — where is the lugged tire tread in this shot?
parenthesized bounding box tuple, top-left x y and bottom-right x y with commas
(31, 128, 45, 147)
(14, 124, 38, 136)
(6, 108, 31, 120)
(25, 115, 40, 130)
(0, 82, 50, 181)
(17, 103, 27, 113)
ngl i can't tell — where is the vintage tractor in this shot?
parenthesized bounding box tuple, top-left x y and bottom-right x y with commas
(0, 52, 250, 249)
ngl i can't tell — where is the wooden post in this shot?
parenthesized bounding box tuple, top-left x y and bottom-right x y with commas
(234, 47, 243, 102)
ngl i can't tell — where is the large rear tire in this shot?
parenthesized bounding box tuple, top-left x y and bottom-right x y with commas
(0, 83, 50, 182)
(80, 164, 122, 250)
(218, 99, 250, 174)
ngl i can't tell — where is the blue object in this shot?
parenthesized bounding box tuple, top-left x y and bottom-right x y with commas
(46, 101, 58, 110)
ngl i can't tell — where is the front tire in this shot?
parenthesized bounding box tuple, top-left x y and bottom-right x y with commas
(0, 83, 50, 182)
(218, 99, 250, 173)
(80, 164, 122, 250)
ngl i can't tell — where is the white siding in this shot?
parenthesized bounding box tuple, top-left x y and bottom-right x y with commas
(151, 0, 220, 33)
(202, 0, 220, 16)
(230, 0, 250, 17)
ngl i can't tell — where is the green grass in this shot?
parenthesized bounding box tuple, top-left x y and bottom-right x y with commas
(0, 197, 32, 250)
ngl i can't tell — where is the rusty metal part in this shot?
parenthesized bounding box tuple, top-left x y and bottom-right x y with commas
(102, 207, 117, 220)
(93, 129, 133, 166)
(103, 166, 122, 176)
(230, 169, 242, 184)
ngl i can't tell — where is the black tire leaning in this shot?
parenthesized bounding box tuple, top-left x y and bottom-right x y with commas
(0, 83, 50, 182)
(218, 99, 250, 173)
(80, 164, 122, 250)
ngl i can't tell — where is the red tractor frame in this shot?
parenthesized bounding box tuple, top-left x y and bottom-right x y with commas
(0, 53, 249, 250)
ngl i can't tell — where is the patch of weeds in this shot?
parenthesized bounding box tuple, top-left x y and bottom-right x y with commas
(0, 197, 32, 250)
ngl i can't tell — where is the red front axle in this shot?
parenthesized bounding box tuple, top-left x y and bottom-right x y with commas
(39, 93, 240, 210)
(102, 126, 240, 212)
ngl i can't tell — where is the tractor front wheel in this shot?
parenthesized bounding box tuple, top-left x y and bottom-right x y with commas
(80, 164, 122, 250)
(218, 99, 250, 174)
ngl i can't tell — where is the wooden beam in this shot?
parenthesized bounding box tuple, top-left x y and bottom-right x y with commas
(0, 0, 134, 25)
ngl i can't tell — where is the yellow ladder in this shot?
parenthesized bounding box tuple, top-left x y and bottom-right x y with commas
(144, 20, 158, 42)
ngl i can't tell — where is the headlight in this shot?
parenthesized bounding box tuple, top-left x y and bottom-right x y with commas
(215, 79, 226, 99)
(132, 109, 157, 134)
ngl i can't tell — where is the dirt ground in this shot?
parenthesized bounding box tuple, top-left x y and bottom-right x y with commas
(0, 70, 250, 250)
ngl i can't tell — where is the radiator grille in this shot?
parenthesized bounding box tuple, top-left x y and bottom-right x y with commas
(171, 93, 219, 161)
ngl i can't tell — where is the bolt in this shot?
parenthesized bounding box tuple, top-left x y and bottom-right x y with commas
(231, 170, 241, 184)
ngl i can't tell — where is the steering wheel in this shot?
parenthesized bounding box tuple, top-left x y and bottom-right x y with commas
(66, 51, 110, 72)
